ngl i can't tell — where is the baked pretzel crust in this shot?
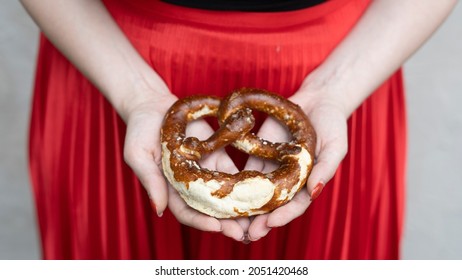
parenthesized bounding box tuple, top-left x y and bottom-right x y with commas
(161, 88, 316, 218)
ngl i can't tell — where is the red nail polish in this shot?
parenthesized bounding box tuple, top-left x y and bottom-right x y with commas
(150, 200, 157, 212)
(150, 200, 163, 217)
(310, 182, 325, 201)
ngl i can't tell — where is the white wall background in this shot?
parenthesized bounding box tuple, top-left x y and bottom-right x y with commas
(1, 1, 461, 259)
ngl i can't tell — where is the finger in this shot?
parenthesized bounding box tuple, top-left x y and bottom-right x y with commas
(243, 155, 265, 172)
(306, 138, 347, 200)
(168, 186, 222, 232)
(124, 144, 168, 217)
(248, 214, 272, 242)
(236, 217, 251, 233)
(199, 149, 239, 174)
(210, 153, 249, 241)
(256, 116, 291, 143)
(185, 119, 214, 140)
(243, 116, 287, 172)
(219, 219, 246, 241)
(266, 188, 311, 228)
(215, 151, 239, 173)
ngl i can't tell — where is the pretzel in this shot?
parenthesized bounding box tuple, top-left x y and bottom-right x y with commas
(161, 88, 316, 218)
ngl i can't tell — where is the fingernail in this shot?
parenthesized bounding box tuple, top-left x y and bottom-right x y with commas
(150, 200, 163, 217)
(150, 200, 157, 212)
(213, 225, 223, 233)
(310, 181, 325, 201)
(242, 233, 251, 244)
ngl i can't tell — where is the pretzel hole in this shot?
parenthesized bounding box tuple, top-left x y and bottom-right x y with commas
(251, 111, 293, 143)
(243, 154, 280, 173)
(185, 116, 240, 172)
(224, 145, 250, 171)
(185, 116, 218, 140)
(236, 111, 294, 172)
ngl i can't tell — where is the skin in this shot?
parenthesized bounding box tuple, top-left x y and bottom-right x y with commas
(20, 0, 458, 244)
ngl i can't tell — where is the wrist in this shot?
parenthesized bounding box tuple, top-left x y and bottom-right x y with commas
(291, 62, 372, 118)
(291, 72, 349, 119)
(106, 68, 175, 122)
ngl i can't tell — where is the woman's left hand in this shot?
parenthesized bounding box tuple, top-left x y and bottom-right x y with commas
(244, 86, 349, 242)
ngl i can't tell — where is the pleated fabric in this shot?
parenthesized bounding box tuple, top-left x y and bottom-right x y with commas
(29, 0, 406, 259)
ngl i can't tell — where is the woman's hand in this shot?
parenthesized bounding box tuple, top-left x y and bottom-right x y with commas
(122, 86, 250, 241)
(244, 85, 348, 242)
(21, 0, 456, 244)
(244, 0, 457, 242)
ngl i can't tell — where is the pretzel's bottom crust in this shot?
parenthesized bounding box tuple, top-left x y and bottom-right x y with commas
(161, 142, 312, 218)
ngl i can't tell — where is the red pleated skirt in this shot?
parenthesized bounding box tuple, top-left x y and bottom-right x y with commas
(29, 0, 406, 259)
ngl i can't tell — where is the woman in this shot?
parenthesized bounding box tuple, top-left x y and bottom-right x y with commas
(21, 0, 456, 259)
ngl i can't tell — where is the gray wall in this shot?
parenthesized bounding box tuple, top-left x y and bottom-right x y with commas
(1, 1, 461, 259)
(0, 0, 40, 259)
(403, 3, 462, 259)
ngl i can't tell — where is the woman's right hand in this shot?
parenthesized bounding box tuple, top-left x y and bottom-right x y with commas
(121, 85, 250, 242)
(243, 84, 349, 241)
